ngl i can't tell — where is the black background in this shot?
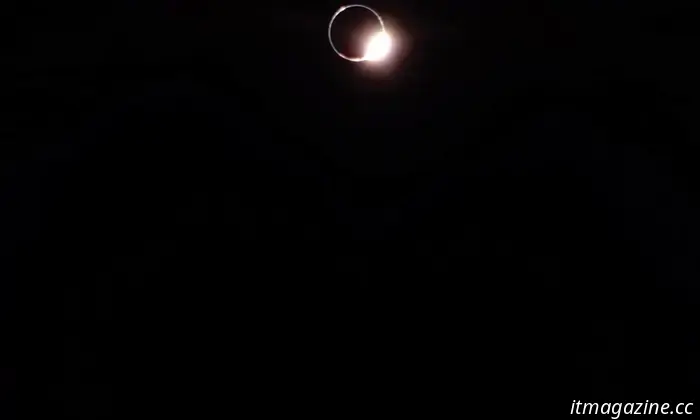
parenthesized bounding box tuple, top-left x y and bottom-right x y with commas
(5, 0, 700, 417)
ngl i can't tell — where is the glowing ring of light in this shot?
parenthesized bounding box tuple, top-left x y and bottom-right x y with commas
(328, 4, 387, 62)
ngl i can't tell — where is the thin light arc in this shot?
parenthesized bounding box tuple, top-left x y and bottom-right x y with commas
(328, 4, 387, 62)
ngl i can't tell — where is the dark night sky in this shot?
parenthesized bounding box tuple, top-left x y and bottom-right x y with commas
(4, 1, 700, 417)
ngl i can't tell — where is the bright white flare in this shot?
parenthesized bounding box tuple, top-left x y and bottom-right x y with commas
(363, 31, 392, 62)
